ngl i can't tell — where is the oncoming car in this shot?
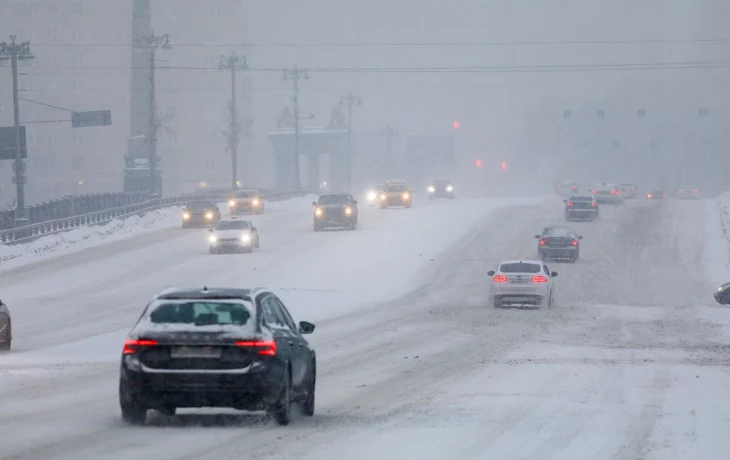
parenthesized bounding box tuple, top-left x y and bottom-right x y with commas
(0, 299, 10, 351)
(181, 201, 221, 228)
(364, 183, 384, 205)
(313, 194, 358, 231)
(208, 218, 260, 254)
(118, 287, 317, 426)
(228, 189, 264, 215)
(488, 260, 558, 308)
(380, 180, 412, 209)
(426, 179, 455, 199)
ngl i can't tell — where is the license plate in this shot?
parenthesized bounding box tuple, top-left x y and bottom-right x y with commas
(170, 346, 221, 359)
(511, 279, 528, 284)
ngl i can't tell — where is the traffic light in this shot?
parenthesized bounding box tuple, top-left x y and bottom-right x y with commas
(475, 159, 482, 168)
(501, 161, 507, 170)
(453, 120, 460, 129)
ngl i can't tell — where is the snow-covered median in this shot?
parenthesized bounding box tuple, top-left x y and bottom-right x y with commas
(704, 192, 730, 285)
(0, 195, 316, 270)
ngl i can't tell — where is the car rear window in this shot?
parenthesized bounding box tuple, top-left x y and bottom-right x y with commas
(215, 220, 249, 230)
(149, 301, 251, 326)
(544, 227, 574, 237)
(569, 196, 592, 201)
(499, 263, 541, 273)
(318, 195, 349, 205)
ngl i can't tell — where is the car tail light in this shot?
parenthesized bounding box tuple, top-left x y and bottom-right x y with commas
(235, 340, 277, 356)
(693, 190, 699, 193)
(123, 339, 158, 354)
(591, 190, 597, 194)
(567, 202, 574, 207)
(539, 239, 546, 245)
(492, 275, 508, 282)
(571, 185, 577, 189)
(531, 276, 548, 283)
(591, 202, 596, 207)
(647, 194, 652, 198)
(572, 239, 578, 246)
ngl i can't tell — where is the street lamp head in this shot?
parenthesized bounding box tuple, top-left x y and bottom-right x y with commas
(282, 69, 290, 80)
(18, 42, 34, 61)
(161, 34, 172, 49)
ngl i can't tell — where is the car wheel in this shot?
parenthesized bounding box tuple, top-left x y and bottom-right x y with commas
(493, 299, 502, 308)
(313, 224, 321, 232)
(119, 387, 147, 425)
(301, 360, 316, 417)
(158, 405, 176, 417)
(269, 369, 292, 425)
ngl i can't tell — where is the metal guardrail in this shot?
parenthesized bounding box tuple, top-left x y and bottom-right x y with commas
(0, 190, 308, 245)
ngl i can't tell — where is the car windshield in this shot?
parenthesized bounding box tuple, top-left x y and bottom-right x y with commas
(569, 196, 592, 202)
(215, 220, 249, 230)
(680, 186, 696, 189)
(433, 180, 450, 185)
(499, 263, 541, 274)
(544, 227, 574, 237)
(385, 184, 407, 192)
(619, 183, 634, 187)
(149, 301, 251, 326)
(186, 201, 215, 210)
(234, 191, 257, 198)
(318, 195, 349, 205)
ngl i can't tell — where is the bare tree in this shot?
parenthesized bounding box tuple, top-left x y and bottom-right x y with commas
(222, 100, 251, 189)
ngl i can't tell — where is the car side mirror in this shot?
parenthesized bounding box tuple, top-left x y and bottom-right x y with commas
(208, 228, 214, 232)
(551, 271, 558, 277)
(352, 200, 358, 205)
(534, 235, 541, 239)
(487, 270, 495, 276)
(312, 201, 317, 206)
(578, 236, 583, 240)
(299, 321, 315, 334)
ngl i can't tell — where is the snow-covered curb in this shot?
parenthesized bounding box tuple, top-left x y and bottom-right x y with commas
(0, 195, 317, 271)
(705, 192, 730, 286)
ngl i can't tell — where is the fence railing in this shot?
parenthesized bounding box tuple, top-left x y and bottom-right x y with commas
(0, 189, 308, 245)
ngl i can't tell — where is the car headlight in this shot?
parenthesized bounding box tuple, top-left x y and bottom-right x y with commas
(209, 235, 217, 243)
(205, 212, 213, 219)
(252, 199, 260, 206)
(344, 207, 352, 215)
(380, 194, 387, 201)
(367, 191, 376, 200)
(402, 193, 410, 200)
(427, 186, 435, 193)
(241, 233, 250, 242)
(314, 208, 323, 217)
(229, 200, 236, 207)
(446, 185, 453, 192)
(182, 212, 190, 220)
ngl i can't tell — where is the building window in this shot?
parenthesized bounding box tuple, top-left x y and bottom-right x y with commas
(46, 2, 59, 15)
(204, 3, 220, 17)
(46, 133, 55, 146)
(43, 51, 58, 67)
(45, 28, 58, 42)
(169, 1, 183, 18)
(205, 54, 218, 67)
(15, 28, 35, 42)
(69, 2, 83, 15)
(21, 77, 36, 92)
(68, 132, 83, 145)
(73, 49, 82, 67)
(699, 107, 709, 117)
(71, 28, 82, 42)
(73, 77, 81, 91)
(205, 158, 217, 170)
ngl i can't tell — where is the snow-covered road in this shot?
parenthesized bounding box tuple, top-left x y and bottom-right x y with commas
(1, 196, 728, 460)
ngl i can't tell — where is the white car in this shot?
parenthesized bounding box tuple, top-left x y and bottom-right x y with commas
(487, 260, 558, 308)
(208, 217, 260, 254)
(590, 182, 624, 205)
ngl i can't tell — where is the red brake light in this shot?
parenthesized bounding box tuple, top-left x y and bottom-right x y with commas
(591, 202, 596, 207)
(539, 239, 546, 245)
(235, 340, 277, 356)
(567, 202, 574, 207)
(531, 276, 548, 283)
(591, 190, 596, 194)
(492, 275, 508, 282)
(572, 239, 578, 246)
(571, 185, 576, 189)
(123, 339, 158, 354)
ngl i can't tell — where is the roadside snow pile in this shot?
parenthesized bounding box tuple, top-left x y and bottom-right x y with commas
(706, 192, 730, 284)
(0, 205, 184, 266)
(0, 195, 317, 269)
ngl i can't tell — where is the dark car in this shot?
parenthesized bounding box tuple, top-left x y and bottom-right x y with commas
(182, 201, 221, 228)
(313, 194, 358, 231)
(535, 226, 583, 262)
(554, 181, 578, 197)
(427, 179, 455, 199)
(564, 195, 598, 222)
(716, 283, 730, 304)
(119, 287, 316, 426)
(0, 299, 10, 351)
(647, 190, 667, 200)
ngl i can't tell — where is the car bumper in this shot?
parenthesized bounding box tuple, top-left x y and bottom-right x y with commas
(120, 365, 283, 410)
(566, 209, 597, 219)
(230, 204, 262, 214)
(427, 191, 454, 198)
(594, 196, 621, 203)
(540, 247, 577, 258)
(183, 217, 217, 226)
(314, 217, 355, 227)
(210, 241, 252, 252)
(381, 197, 411, 206)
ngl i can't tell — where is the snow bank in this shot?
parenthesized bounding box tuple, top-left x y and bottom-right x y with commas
(0, 195, 316, 270)
(704, 193, 730, 285)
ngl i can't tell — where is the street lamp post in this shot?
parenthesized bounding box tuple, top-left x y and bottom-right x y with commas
(282, 65, 309, 189)
(218, 50, 248, 191)
(0, 35, 34, 226)
(380, 125, 399, 177)
(135, 30, 171, 195)
(339, 91, 362, 192)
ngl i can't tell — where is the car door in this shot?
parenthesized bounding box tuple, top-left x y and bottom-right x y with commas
(248, 220, 259, 246)
(349, 195, 358, 220)
(543, 264, 554, 294)
(268, 296, 310, 391)
(258, 295, 295, 375)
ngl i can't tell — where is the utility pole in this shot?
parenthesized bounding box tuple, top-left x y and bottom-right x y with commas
(339, 91, 362, 192)
(218, 50, 248, 191)
(135, 30, 171, 195)
(380, 125, 399, 158)
(0, 35, 34, 226)
(282, 65, 310, 189)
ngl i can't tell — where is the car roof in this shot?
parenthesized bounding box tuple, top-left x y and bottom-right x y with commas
(569, 195, 594, 199)
(186, 200, 216, 206)
(154, 287, 267, 301)
(320, 193, 350, 197)
(543, 226, 575, 231)
(498, 259, 543, 266)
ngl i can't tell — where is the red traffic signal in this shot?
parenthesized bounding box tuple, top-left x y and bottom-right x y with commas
(501, 161, 507, 170)
(475, 159, 483, 168)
